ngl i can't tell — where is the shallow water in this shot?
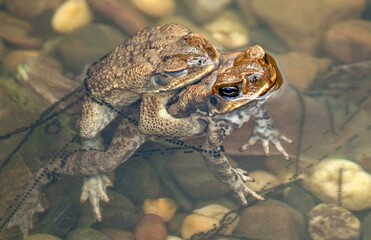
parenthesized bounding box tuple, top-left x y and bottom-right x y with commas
(0, 0, 370, 240)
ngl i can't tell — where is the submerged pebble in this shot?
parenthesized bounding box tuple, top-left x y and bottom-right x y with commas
(135, 214, 167, 240)
(324, 19, 371, 63)
(308, 203, 361, 240)
(181, 204, 239, 240)
(203, 11, 249, 49)
(52, 0, 92, 33)
(143, 198, 178, 222)
(303, 159, 371, 211)
(235, 200, 306, 240)
(131, 0, 175, 17)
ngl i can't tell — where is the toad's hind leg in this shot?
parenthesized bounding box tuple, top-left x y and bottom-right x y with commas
(5, 119, 145, 236)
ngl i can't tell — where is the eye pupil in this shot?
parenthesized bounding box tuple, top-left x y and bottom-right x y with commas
(219, 86, 239, 98)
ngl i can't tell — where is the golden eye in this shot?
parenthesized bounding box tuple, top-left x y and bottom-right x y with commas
(218, 86, 240, 98)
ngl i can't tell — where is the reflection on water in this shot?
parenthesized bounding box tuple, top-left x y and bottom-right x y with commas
(0, 0, 370, 239)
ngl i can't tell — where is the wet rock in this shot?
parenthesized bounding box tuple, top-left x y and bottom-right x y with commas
(66, 228, 110, 240)
(303, 159, 371, 211)
(277, 51, 331, 91)
(143, 198, 178, 222)
(116, 156, 162, 203)
(3, 0, 63, 20)
(52, 0, 92, 34)
(4, 50, 41, 74)
(182, 0, 232, 23)
(135, 214, 167, 240)
(181, 204, 239, 240)
(0, 12, 43, 48)
(324, 19, 371, 63)
(166, 151, 236, 200)
(308, 203, 361, 240)
(56, 24, 125, 73)
(131, 0, 175, 18)
(100, 228, 135, 240)
(24, 233, 62, 240)
(203, 11, 249, 49)
(167, 236, 182, 240)
(235, 199, 306, 240)
(88, 0, 148, 34)
(251, 0, 366, 53)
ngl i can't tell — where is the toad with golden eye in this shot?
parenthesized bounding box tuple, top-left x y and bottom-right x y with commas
(5, 45, 291, 236)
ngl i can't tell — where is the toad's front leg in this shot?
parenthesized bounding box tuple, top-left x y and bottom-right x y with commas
(201, 121, 265, 206)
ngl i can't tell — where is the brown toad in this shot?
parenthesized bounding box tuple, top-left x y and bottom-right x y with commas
(5, 45, 291, 236)
(78, 23, 219, 139)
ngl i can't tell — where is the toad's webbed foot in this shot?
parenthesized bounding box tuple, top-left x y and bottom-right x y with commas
(229, 168, 265, 206)
(80, 173, 113, 221)
(239, 127, 292, 160)
(239, 109, 292, 159)
(6, 196, 44, 237)
(5, 168, 49, 237)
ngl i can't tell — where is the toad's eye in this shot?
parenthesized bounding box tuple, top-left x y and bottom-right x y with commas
(218, 86, 240, 98)
(164, 69, 188, 78)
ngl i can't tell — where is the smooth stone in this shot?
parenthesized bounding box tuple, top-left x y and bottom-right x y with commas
(277, 51, 331, 91)
(57, 24, 125, 73)
(116, 156, 162, 203)
(181, 204, 239, 240)
(235, 199, 306, 240)
(194, 197, 239, 212)
(130, 0, 175, 17)
(3, 0, 63, 20)
(203, 11, 249, 49)
(324, 19, 371, 63)
(251, 0, 366, 53)
(167, 236, 183, 240)
(66, 228, 109, 240)
(0, 12, 43, 48)
(24, 234, 62, 240)
(303, 159, 371, 211)
(165, 150, 236, 200)
(100, 228, 135, 240)
(135, 214, 167, 240)
(4, 50, 41, 74)
(143, 198, 178, 222)
(52, 0, 92, 34)
(308, 203, 361, 240)
(182, 0, 232, 23)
